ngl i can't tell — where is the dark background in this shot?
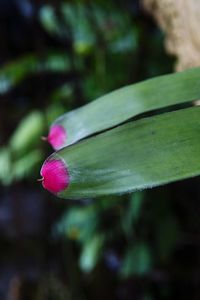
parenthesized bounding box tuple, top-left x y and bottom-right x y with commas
(1, 0, 200, 299)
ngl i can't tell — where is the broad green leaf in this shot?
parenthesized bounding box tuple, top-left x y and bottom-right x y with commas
(10, 111, 45, 156)
(51, 67, 200, 148)
(45, 106, 200, 199)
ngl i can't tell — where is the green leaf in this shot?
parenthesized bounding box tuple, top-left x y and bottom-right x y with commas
(0, 147, 12, 185)
(121, 243, 152, 277)
(51, 67, 200, 148)
(79, 234, 104, 272)
(39, 5, 61, 37)
(9, 111, 45, 156)
(122, 192, 145, 237)
(45, 106, 200, 199)
(0, 53, 70, 94)
(56, 206, 99, 242)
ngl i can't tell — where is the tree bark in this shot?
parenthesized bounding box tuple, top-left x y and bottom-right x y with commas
(142, 0, 200, 71)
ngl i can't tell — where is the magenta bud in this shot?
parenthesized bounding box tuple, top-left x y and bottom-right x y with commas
(40, 159, 69, 194)
(47, 125, 67, 150)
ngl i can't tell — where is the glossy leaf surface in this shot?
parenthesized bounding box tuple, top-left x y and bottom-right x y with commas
(51, 67, 200, 148)
(43, 106, 200, 199)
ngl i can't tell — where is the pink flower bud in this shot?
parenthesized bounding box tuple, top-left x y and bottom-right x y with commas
(46, 125, 67, 150)
(40, 159, 69, 194)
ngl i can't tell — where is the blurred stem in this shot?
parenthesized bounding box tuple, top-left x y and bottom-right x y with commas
(95, 48, 106, 90)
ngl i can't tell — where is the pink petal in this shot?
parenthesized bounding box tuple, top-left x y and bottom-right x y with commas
(40, 159, 69, 194)
(47, 125, 67, 150)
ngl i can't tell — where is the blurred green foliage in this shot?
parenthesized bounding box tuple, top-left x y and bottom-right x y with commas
(0, 1, 180, 299)
(0, 0, 172, 185)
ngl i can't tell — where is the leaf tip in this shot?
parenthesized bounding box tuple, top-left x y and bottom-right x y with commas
(46, 125, 67, 150)
(40, 159, 69, 194)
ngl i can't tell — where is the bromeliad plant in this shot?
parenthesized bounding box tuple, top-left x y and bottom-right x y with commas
(40, 67, 200, 199)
